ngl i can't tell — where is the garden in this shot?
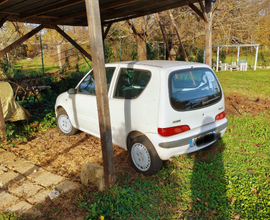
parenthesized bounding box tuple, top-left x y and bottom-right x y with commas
(0, 67, 269, 220)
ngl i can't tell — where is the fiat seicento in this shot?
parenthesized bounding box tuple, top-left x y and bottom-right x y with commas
(55, 60, 228, 175)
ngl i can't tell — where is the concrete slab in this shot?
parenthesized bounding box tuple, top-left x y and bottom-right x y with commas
(0, 191, 19, 209)
(29, 171, 64, 187)
(9, 180, 43, 198)
(27, 189, 51, 204)
(56, 181, 80, 194)
(0, 171, 25, 189)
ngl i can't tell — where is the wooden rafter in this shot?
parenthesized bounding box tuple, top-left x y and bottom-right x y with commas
(103, 0, 198, 25)
(189, 3, 206, 22)
(0, 15, 8, 28)
(0, 24, 43, 57)
(198, 0, 209, 23)
(103, 23, 112, 39)
(102, 0, 174, 20)
(21, 0, 85, 19)
(0, 0, 9, 6)
(44, 24, 92, 61)
(55, 0, 141, 23)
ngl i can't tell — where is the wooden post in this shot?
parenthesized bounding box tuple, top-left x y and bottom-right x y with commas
(237, 46, 240, 64)
(205, 0, 212, 67)
(0, 24, 43, 57)
(0, 98, 6, 137)
(85, 0, 116, 188)
(216, 46, 219, 72)
(254, 46, 259, 71)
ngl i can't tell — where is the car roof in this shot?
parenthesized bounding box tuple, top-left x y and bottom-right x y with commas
(107, 60, 208, 69)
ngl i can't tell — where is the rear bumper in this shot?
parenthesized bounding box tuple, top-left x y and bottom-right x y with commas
(145, 118, 228, 160)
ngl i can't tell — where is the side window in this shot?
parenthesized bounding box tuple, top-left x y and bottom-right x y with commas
(114, 68, 151, 99)
(78, 67, 116, 94)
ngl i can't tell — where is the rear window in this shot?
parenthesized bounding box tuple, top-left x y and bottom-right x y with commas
(169, 68, 222, 111)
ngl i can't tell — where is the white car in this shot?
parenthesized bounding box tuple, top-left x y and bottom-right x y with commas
(55, 60, 227, 175)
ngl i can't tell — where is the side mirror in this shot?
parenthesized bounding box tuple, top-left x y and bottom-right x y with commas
(68, 88, 76, 94)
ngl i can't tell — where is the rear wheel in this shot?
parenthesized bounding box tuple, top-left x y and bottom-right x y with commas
(128, 135, 162, 175)
(57, 108, 78, 136)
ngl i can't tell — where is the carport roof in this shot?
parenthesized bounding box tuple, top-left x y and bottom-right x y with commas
(0, 0, 198, 26)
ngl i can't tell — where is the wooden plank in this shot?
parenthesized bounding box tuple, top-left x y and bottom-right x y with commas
(0, 0, 9, 6)
(45, 24, 92, 61)
(188, 3, 206, 22)
(85, 0, 116, 189)
(21, 0, 85, 19)
(0, 24, 43, 57)
(0, 98, 6, 137)
(103, 0, 198, 24)
(204, 0, 212, 67)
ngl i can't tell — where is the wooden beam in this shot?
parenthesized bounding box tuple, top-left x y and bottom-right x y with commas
(0, 0, 9, 6)
(188, 3, 206, 22)
(85, 0, 116, 189)
(205, 0, 212, 67)
(0, 98, 6, 137)
(55, 0, 141, 23)
(21, 0, 85, 19)
(101, 0, 141, 11)
(45, 24, 92, 61)
(0, 15, 8, 28)
(198, 0, 209, 23)
(103, 0, 198, 24)
(0, 24, 43, 57)
(103, 23, 112, 39)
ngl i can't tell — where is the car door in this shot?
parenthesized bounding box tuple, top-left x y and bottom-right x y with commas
(74, 67, 116, 137)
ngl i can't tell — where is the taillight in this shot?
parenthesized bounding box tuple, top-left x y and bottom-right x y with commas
(215, 111, 226, 121)
(158, 125, 190, 137)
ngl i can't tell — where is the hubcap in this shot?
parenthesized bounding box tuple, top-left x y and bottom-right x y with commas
(58, 114, 72, 133)
(131, 143, 151, 171)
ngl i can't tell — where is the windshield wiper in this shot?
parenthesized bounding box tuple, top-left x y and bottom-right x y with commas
(202, 96, 220, 105)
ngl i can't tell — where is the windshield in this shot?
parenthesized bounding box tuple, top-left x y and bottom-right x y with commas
(169, 68, 222, 111)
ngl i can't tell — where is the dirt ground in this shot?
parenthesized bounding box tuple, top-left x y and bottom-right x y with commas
(3, 93, 270, 182)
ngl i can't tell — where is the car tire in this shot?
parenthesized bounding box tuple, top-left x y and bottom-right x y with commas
(57, 108, 78, 136)
(128, 135, 162, 175)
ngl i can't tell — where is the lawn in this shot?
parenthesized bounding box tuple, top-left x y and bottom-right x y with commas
(1, 69, 270, 220)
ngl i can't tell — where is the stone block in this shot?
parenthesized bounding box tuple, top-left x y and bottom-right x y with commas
(80, 163, 105, 192)
(8, 159, 38, 176)
(0, 151, 16, 164)
(29, 170, 64, 187)
(56, 181, 80, 194)
(9, 180, 43, 198)
(0, 191, 19, 209)
(0, 171, 25, 189)
(27, 189, 51, 204)
(4, 201, 41, 216)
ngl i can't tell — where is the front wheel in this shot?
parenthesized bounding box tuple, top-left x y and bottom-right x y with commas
(128, 136, 162, 175)
(57, 108, 78, 136)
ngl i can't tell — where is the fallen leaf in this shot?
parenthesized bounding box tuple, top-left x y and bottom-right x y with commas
(176, 197, 181, 201)
(210, 210, 218, 214)
(196, 198, 201, 202)
(248, 169, 254, 173)
(234, 214, 241, 219)
(228, 197, 233, 202)
(251, 187, 258, 192)
(205, 202, 209, 207)
(266, 173, 269, 178)
(159, 182, 164, 186)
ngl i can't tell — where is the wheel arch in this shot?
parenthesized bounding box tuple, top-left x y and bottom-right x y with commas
(126, 131, 147, 151)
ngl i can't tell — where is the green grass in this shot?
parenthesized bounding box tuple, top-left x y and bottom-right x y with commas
(216, 69, 270, 99)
